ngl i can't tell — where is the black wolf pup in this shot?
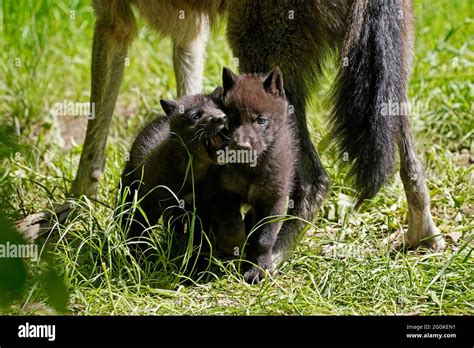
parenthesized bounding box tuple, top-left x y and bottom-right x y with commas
(119, 89, 229, 242)
(217, 66, 297, 283)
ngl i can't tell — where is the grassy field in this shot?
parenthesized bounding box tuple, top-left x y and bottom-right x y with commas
(0, 0, 473, 315)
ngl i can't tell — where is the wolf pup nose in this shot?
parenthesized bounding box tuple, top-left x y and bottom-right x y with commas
(216, 66, 297, 283)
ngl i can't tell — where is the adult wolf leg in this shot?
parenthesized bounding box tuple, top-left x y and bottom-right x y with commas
(172, 21, 209, 97)
(397, 1, 445, 250)
(271, 95, 330, 267)
(332, 0, 444, 250)
(399, 120, 446, 250)
(69, 1, 137, 197)
(133, 0, 221, 96)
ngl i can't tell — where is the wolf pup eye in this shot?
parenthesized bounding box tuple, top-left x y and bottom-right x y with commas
(256, 116, 267, 125)
(190, 111, 202, 121)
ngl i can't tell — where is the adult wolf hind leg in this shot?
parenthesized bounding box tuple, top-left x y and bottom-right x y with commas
(271, 98, 330, 267)
(397, 0, 444, 250)
(172, 22, 209, 97)
(69, 1, 137, 197)
(399, 121, 446, 250)
(133, 0, 215, 97)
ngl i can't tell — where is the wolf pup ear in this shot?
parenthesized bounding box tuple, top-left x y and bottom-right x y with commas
(263, 66, 285, 98)
(222, 67, 237, 94)
(211, 86, 224, 100)
(160, 99, 178, 116)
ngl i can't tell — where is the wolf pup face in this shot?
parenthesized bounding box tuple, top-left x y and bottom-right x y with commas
(221, 67, 288, 162)
(160, 87, 230, 163)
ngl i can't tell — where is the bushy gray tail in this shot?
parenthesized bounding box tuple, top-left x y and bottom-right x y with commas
(331, 0, 406, 205)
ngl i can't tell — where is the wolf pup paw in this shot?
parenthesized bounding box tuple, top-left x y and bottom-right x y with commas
(243, 266, 266, 284)
(243, 256, 275, 284)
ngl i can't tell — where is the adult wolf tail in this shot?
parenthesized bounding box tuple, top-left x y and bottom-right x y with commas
(331, 0, 407, 205)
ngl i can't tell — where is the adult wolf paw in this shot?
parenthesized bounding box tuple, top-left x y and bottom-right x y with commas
(406, 213, 446, 251)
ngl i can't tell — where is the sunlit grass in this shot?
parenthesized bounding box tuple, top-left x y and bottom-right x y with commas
(0, 0, 472, 315)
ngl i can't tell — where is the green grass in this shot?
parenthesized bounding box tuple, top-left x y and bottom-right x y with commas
(0, 0, 473, 315)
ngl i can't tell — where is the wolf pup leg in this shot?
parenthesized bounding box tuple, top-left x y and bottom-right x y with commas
(220, 67, 296, 283)
(209, 192, 246, 257)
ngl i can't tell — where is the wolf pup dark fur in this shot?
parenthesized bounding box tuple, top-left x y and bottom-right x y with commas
(119, 89, 229, 241)
(216, 66, 296, 283)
